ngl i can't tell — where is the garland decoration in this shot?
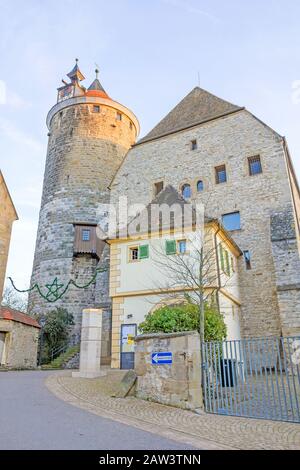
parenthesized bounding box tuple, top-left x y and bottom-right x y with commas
(8, 267, 107, 303)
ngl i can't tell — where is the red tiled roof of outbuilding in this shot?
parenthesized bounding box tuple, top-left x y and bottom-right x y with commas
(0, 306, 41, 328)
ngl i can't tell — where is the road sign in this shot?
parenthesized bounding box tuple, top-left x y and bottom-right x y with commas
(151, 352, 172, 365)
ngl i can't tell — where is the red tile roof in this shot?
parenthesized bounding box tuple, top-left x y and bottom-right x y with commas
(0, 306, 41, 328)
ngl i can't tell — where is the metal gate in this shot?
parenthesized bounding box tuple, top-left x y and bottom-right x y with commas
(202, 336, 300, 423)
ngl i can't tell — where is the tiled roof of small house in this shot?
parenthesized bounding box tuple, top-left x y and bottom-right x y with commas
(137, 86, 243, 144)
(0, 306, 40, 328)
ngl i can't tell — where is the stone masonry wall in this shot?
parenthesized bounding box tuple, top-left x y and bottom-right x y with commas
(271, 210, 300, 336)
(111, 110, 298, 339)
(135, 331, 202, 410)
(0, 319, 39, 368)
(29, 101, 135, 345)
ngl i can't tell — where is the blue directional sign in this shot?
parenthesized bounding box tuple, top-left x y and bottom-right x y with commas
(151, 352, 172, 365)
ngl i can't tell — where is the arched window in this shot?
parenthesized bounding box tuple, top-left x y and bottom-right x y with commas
(197, 180, 204, 192)
(181, 183, 191, 198)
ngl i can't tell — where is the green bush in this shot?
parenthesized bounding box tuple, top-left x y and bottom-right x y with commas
(37, 308, 74, 363)
(139, 303, 227, 342)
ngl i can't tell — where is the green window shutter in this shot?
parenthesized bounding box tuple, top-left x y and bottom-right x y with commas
(225, 250, 230, 275)
(219, 244, 225, 272)
(139, 244, 149, 259)
(166, 239, 176, 255)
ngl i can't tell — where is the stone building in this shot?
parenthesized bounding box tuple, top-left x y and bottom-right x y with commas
(110, 86, 300, 355)
(0, 170, 18, 302)
(29, 61, 139, 361)
(0, 306, 40, 368)
(108, 185, 242, 369)
(30, 63, 300, 369)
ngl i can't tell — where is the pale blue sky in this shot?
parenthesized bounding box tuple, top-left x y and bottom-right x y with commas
(0, 0, 300, 288)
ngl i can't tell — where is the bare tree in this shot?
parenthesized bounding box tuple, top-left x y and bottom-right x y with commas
(150, 224, 236, 343)
(1, 285, 28, 313)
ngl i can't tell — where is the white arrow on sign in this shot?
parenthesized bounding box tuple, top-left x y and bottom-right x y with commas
(152, 353, 171, 363)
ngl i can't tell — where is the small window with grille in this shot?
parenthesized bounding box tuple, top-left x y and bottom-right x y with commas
(248, 155, 262, 176)
(93, 105, 100, 113)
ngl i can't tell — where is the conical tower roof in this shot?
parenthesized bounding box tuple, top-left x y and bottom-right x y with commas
(86, 69, 110, 99)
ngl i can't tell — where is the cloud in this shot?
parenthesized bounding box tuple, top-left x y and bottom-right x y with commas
(0, 117, 43, 153)
(0, 80, 31, 109)
(162, 0, 221, 24)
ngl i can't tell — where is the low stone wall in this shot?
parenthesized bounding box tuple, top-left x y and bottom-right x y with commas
(134, 331, 202, 410)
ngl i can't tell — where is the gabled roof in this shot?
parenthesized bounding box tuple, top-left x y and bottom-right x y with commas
(0, 170, 18, 220)
(0, 306, 40, 328)
(137, 86, 243, 144)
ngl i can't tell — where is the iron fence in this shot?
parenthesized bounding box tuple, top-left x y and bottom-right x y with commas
(202, 336, 300, 423)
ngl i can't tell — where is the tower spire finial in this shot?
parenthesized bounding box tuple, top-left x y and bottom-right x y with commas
(95, 68, 99, 79)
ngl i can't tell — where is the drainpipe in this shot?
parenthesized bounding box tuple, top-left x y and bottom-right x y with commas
(214, 227, 221, 313)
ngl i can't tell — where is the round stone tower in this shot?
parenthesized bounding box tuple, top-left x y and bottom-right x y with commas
(29, 61, 139, 350)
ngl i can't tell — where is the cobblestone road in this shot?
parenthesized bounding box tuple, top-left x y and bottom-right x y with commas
(46, 371, 300, 450)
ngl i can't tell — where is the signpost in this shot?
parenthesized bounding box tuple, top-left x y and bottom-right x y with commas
(151, 352, 172, 365)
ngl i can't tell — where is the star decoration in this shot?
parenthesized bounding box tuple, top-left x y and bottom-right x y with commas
(45, 278, 64, 301)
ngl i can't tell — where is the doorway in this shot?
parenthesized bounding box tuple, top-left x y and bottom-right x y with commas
(120, 324, 136, 370)
(0, 332, 6, 365)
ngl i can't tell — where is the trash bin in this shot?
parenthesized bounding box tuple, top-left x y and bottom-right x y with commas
(220, 359, 237, 387)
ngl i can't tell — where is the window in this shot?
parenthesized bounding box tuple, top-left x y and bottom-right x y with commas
(93, 105, 100, 113)
(191, 139, 197, 150)
(181, 183, 191, 198)
(197, 180, 204, 192)
(248, 155, 262, 176)
(231, 256, 235, 273)
(129, 247, 139, 261)
(82, 229, 90, 241)
(222, 212, 241, 231)
(166, 239, 176, 255)
(129, 121, 133, 129)
(154, 181, 164, 196)
(243, 250, 251, 270)
(215, 165, 227, 184)
(219, 244, 230, 276)
(116, 112, 122, 121)
(177, 240, 187, 254)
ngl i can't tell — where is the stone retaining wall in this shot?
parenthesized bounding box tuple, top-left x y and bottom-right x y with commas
(134, 331, 202, 410)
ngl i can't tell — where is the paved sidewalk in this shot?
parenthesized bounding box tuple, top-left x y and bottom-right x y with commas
(46, 372, 300, 450)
